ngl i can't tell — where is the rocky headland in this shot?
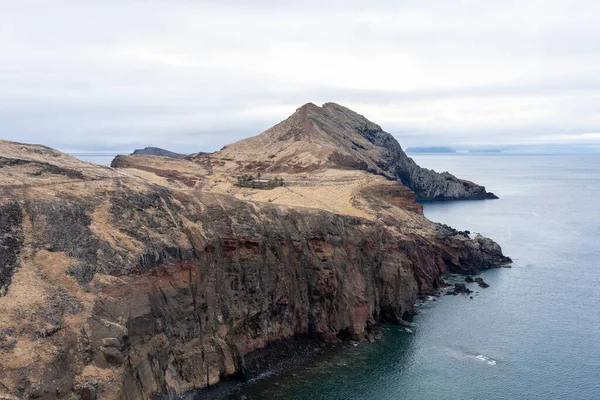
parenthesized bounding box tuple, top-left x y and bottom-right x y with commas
(0, 103, 510, 399)
(202, 103, 497, 200)
(131, 147, 188, 159)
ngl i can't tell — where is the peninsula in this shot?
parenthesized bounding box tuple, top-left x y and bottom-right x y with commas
(0, 103, 509, 399)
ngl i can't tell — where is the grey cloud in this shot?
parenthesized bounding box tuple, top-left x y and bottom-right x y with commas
(1, 0, 600, 153)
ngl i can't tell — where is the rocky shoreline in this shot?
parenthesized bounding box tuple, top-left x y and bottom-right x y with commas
(179, 336, 348, 400)
(180, 271, 500, 400)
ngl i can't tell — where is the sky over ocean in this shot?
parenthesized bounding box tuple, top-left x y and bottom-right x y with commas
(2, 1, 600, 153)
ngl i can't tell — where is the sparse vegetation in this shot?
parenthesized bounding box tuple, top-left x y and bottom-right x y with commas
(235, 174, 285, 189)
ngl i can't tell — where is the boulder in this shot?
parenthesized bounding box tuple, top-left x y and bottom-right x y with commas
(475, 277, 490, 288)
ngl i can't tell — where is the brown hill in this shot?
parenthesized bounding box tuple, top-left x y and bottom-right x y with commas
(206, 102, 496, 200)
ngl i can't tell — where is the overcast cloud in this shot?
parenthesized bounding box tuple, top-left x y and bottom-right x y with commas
(1, 0, 600, 153)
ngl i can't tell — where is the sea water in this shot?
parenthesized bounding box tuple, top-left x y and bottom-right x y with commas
(70, 153, 118, 166)
(231, 154, 600, 400)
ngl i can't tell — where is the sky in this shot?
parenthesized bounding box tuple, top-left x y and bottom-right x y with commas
(1, 0, 600, 153)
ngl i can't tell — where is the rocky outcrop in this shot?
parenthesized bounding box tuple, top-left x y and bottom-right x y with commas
(0, 138, 510, 400)
(208, 103, 497, 200)
(475, 277, 490, 288)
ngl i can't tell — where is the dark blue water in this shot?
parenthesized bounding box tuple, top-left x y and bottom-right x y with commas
(231, 155, 600, 400)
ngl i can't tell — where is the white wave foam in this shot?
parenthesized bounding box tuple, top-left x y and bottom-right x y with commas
(247, 370, 276, 383)
(476, 354, 497, 366)
(444, 347, 498, 366)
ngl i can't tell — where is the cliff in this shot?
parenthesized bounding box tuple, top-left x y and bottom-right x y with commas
(0, 105, 509, 400)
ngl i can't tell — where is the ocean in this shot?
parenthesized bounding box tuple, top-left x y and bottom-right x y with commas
(226, 154, 600, 400)
(70, 153, 118, 166)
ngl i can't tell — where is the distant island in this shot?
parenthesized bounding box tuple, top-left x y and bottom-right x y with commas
(131, 146, 187, 158)
(405, 147, 504, 154)
(405, 146, 456, 154)
(468, 149, 502, 154)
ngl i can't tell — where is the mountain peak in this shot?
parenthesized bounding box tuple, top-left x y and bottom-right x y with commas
(297, 102, 320, 111)
(211, 102, 377, 172)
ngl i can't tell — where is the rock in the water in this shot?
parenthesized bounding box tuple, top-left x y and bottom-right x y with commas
(454, 283, 467, 291)
(465, 276, 475, 283)
(454, 283, 473, 294)
(475, 277, 490, 288)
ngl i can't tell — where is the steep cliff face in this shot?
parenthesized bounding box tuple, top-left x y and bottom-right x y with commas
(208, 103, 497, 200)
(0, 139, 510, 399)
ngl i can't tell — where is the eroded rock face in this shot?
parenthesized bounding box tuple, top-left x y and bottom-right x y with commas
(0, 139, 510, 400)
